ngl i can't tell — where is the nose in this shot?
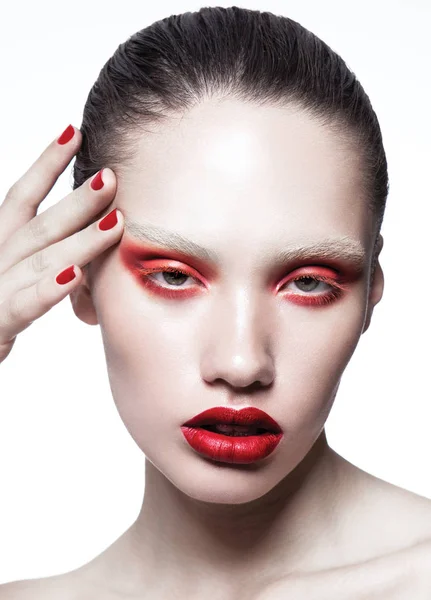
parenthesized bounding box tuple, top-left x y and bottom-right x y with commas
(200, 290, 275, 390)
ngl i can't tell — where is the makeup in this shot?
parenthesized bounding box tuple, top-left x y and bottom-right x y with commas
(119, 236, 352, 306)
(180, 427, 283, 464)
(181, 406, 283, 464)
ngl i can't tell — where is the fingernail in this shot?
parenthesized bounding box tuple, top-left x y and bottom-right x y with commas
(57, 124, 75, 145)
(91, 169, 105, 191)
(56, 265, 76, 285)
(99, 209, 118, 231)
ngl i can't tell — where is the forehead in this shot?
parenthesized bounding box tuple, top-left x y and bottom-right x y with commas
(115, 98, 372, 256)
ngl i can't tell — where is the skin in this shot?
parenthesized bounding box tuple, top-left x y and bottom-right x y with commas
(0, 95, 417, 599)
(66, 97, 388, 597)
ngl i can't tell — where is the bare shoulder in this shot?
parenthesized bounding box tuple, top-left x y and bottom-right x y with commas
(261, 459, 431, 599)
(332, 452, 431, 554)
(362, 470, 431, 546)
(257, 539, 431, 600)
(0, 578, 55, 599)
(406, 537, 431, 593)
(0, 572, 97, 600)
(300, 461, 431, 599)
(345, 537, 431, 599)
(0, 576, 73, 600)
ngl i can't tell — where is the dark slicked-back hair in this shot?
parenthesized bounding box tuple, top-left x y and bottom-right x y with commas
(73, 6, 388, 281)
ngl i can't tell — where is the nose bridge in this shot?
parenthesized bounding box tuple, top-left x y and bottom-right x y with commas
(200, 285, 275, 389)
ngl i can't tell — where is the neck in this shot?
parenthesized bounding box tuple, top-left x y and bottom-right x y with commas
(88, 429, 360, 596)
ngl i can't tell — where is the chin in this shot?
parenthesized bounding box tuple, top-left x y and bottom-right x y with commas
(145, 440, 304, 506)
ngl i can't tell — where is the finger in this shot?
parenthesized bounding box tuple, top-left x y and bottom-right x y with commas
(0, 167, 116, 276)
(0, 208, 124, 301)
(0, 264, 84, 348)
(0, 125, 82, 246)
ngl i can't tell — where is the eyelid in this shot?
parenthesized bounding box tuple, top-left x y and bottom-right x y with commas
(278, 269, 348, 295)
(130, 257, 353, 307)
(121, 236, 365, 280)
(122, 241, 219, 279)
(138, 259, 201, 278)
(138, 260, 349, 292)
(277, 263, 343, 284)
(135, 261, 206, 290)
(139, 260, 344, 280)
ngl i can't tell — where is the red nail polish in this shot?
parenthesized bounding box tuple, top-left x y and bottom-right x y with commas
(56, 266, 76, 285)
(91, 169, 105, 191)
(57, 125, 75, 145)
(99, 209, 118, 231)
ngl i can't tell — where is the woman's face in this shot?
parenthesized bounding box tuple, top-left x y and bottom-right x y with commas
(71, 98, 383, 503)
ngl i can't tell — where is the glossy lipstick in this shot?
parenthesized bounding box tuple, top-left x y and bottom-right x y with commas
(181, 406, 283, 464)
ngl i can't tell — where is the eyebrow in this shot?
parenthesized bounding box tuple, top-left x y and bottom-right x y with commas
(123, 215, 367, 270)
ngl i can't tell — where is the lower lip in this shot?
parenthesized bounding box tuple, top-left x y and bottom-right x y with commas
(180, 426, 283, 464)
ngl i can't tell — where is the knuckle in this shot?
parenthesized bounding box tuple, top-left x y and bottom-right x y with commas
(3, 181, 20, 204)
(34, 277, 50, 311)
(74, 226, 87, 245)
(27, 214, 49, 244)
(5, 293, 21, 325)
(29, 249, 50, 274)
(73, 188, 87, 214)
(73, 189, 96, 225)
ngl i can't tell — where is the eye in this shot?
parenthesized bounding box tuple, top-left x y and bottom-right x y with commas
(135, 264, 203, 300)
(135, 263, 348, 305)
(147, 267, 197, 288)
(280, 272, 347, 306)
(284, 274, 332, 294)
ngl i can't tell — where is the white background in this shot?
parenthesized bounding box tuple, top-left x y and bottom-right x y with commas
(0, 0, 429, 584)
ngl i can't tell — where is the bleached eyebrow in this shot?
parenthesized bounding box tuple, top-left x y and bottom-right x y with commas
(123, 215, 367, 270)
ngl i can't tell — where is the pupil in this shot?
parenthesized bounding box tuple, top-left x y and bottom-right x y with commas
(297, 277, 318, 291)
(163, 271, 188, 285)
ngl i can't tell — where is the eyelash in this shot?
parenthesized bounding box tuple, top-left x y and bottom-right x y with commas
(135, 264, 348, 306)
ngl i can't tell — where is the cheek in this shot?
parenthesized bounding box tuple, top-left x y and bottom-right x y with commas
(275, 297, 366, 431)
(98, 300, 195, 436)
(285, 311, 363, 382)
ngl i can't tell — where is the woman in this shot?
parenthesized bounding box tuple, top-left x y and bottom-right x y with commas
(0, 6, 430, 598)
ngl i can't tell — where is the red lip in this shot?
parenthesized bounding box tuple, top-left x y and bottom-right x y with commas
(182, 406, 283, 433)
(180, 407, 283, 464)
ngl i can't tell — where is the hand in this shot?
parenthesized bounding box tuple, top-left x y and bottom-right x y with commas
(0, 124, 124, 364)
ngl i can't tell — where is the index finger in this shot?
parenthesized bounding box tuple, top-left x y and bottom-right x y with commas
(0, 124, 82, 246)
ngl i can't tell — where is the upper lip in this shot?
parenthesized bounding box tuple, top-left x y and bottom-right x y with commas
(182, 406, 283, 433)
